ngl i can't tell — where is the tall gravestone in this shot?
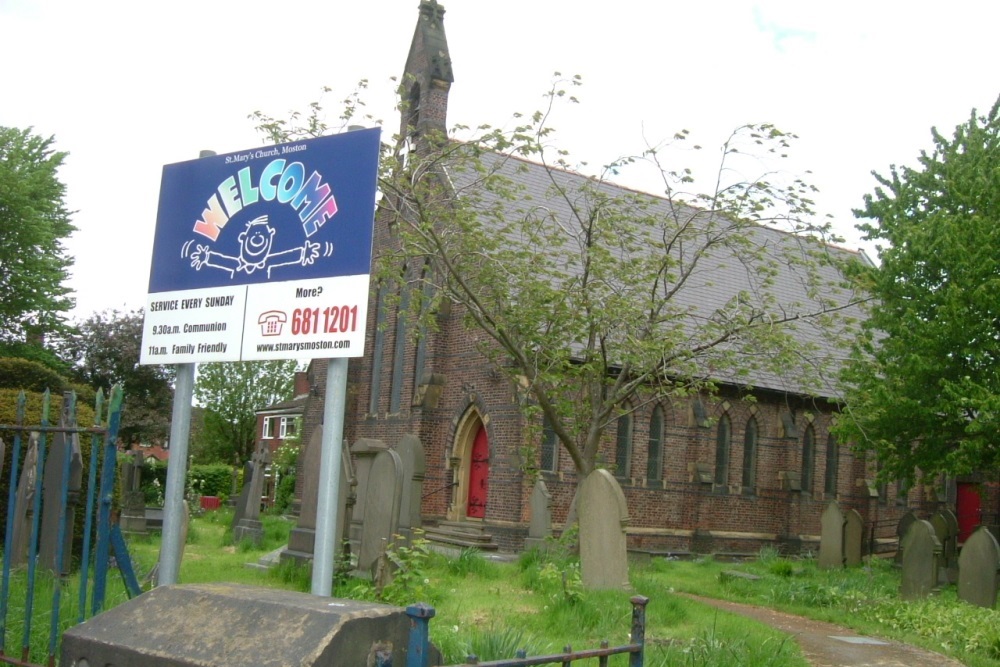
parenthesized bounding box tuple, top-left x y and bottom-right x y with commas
(900, 519, 941, 600)
(394, 434, 426, 544)
(120, 450, 147, 534)
(578, 469, 630, 590)
(230, 461, 254, 530)
(895, 510, 917, 565)
(9, 434, 39, 567)
(930, 509, 958, 584)
(818, 501, 846, 569)
(525, 479, 553, 550)
(232, 439, 270, 546)
(349, 438, 388, 550)
(38, 398, 83, 576)
(357, 449, 403, 576)
(281, 427, 355, 565)
(844, 509, 863, 566)
(957, 526, 1000, 609)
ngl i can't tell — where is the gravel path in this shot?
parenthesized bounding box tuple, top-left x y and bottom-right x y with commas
(678, 593, 967, 667)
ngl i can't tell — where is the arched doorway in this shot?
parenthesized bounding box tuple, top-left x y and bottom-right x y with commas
(450, 408, 490, 521)
(467, 425, 490, 518)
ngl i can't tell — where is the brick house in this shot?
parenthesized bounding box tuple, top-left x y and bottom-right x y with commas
(299, 0, 995, 555)
(255, 370, 310, 457)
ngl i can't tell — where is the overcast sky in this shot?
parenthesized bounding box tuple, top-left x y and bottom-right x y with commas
(3, 0, 998, 321)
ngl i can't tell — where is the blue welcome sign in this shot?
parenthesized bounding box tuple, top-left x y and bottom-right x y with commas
(140, 128, 380, 364)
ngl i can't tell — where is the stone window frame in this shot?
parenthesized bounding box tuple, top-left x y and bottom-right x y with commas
(714, 413, 732, 486)
(540, 415, 558, 474)
(801, 424, 816, 494)
(824, 432, 839, 496)
(646, 405, 664, 483)
(615, 410, 633, 480)
(389, 266, 412, 414)
(741, 416, 759, 490)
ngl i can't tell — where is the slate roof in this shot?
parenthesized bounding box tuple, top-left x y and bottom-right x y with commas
(440, 148, 868, 400)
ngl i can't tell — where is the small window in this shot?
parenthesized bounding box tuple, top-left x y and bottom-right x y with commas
(714, 414, 731, 486)
(279, 416, 298, 439)
(615, 412, 633, 479)
(824, 433, 839, 495)
(647, 406, 664, 482)
(262, 417, 274, 439)
(801, 425, 815, 494)
(540, 416, 558, 473)
(742, 417, 758, 489)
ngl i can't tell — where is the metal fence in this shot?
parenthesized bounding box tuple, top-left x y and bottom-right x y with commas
(405, 596, 648, 667)
(0, 387, 134, 667)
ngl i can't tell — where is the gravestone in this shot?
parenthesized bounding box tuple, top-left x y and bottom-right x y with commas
(930, 509, 958, 584)
(232, 439, 270, 546)
(578, 469, 630, 589)
(524, 479, 553, 550)
(120, 449, 147, 534)
(357, 449, 403, 576)
(844, 509, 863, 567)
(38, 399, 83, 576)
(818, 501, 846, 569)
(957, 526, 1000, 608)
(61, 584, 425, 667)
(281, 427, 355, 566)
(900, 519, 941, 600)
(349, 438, 389, 549)
(9, 433, 39, 567)
(230, 461, 254, 530)
(895, 510, 917, 564)
(394, 434, 426, 544)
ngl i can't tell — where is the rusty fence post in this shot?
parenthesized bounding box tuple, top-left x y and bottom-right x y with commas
(629, 595, 649, 667)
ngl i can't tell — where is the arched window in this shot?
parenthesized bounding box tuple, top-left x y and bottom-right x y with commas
(540, 416, 558, 473)
(389, 269, 411, 414)
(615, 411, 633, 479)
(742, 417, 758, 489)
(647, 406, 664, 483)
(714, 414, 731, 486)
(801, 425, 815, 493)
(368, 282, 388, 415)
(824, 433, 839, 495)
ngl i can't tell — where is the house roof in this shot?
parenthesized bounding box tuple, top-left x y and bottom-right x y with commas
(438, 147, 867, 400)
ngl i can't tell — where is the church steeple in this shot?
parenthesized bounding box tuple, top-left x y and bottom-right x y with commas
(399, 0, 454, 143)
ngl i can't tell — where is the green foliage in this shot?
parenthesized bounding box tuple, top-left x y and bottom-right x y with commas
(839, 97, 1000, 481)
(194, 360, 297, 464)
(647, 622, 797, 667)
(457, 626, 550, 664)
(0, 127, 76, 345)
(0, 356, 72, 393)
(444, 547, 492, 578)
(187, 463, 233, 499)
(377, 532, 433, 606)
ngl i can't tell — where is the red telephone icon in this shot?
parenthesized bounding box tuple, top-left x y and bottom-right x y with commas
(258, 310, 287, 336)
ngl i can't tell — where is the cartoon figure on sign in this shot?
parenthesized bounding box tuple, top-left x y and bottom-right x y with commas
(186, 215, 330, 279)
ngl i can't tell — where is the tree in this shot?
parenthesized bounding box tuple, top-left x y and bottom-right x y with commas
(194, 360, 297, 464)
(837, 99, 1000, 483)
(255, 79, 863, 481)
(65, 309, 174, 445)
(0, 127, 76, 344)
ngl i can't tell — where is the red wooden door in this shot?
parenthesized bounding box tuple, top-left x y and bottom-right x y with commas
(956, 482, 982, 543)
(466, 425, 489, 519)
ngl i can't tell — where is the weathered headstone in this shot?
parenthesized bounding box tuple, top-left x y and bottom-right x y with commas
(281, 427, 355, 566)
(900, 519, 941, 600)
(357, 449, 403, 576)
(957, 526, 1000, 608)
(120, 449, 147, 534)
(895, 510, 917, 564)
(844, 509, 863, 567)
(930, 509, 958, 584)
(578, 469, 630, 589)
(38, 398, 83, 575)
(525, 479, 553, 550)
(233, 440, 271, 546)
(9, 433, 39, 567)
(818, 501, 846, 569)
(394, 434, 426, 544)
(230, 461, 254, 530)
(349, 438, 389, 549)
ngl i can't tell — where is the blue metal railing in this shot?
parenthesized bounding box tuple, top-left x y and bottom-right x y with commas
(405, 596, 648, 667)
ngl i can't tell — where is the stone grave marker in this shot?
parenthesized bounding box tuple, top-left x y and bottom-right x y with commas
(119, 449, 147, 534)
(578, 469, 630, 589)
(230, 460, 254, 530)
(930, 510, 958, 584)
(38, 398, 83, 576)
(895, 510, 917, 564)
(349, 438, 388, 549)
(844, 509, 863, 567)
(281, 427, 355, 565)
(525, 479, 553, 550)
(900, 519, 941, 600)
(232, 439, 270, 546)
(9, 433, 39, 567)
(356, 449, 403, 576)
(394, 434, 426, 545)
(957, 526, 1000, 608)
(818, 501, 846, 569)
